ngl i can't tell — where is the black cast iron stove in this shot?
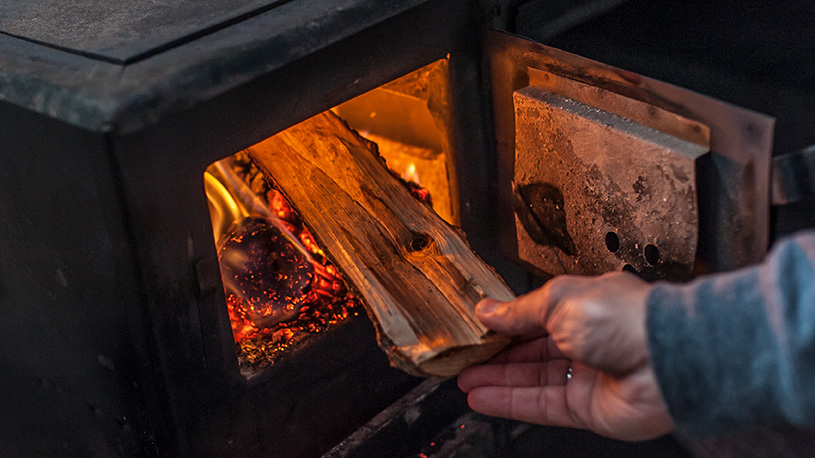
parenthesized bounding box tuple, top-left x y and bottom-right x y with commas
(0, 1, 521, 456)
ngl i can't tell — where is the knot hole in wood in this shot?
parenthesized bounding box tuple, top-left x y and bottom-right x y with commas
(408, 234, 431, 253)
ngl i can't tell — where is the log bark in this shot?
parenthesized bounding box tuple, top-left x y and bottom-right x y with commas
(248, 112, 514, 377)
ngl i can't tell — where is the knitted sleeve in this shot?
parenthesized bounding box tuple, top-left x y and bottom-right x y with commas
(646, 231, 815, 438)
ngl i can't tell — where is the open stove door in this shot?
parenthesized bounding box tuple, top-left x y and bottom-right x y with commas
(485, 30, 775, 280)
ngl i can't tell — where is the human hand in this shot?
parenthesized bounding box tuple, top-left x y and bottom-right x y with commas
(458, 272, 674, 441)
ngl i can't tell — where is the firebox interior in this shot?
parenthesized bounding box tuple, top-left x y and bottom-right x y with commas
(204, 59, 456, 375)
(334, 58, 457, 225)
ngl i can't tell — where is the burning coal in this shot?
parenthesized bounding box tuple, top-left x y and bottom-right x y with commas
(206, 152, 358, 367)
(205, 139, 434, 369)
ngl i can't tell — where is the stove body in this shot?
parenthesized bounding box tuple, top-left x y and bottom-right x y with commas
(0, 2, 513, 456)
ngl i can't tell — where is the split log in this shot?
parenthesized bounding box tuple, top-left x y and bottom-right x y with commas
(248, 112, 514, 377)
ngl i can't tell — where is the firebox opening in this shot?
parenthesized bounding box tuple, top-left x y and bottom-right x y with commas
(203, 59, 456, 375)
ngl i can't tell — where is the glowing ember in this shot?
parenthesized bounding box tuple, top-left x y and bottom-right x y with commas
(205, 151, 359, 368)
(218, 217, 314, 329)
(207, 146, 433, 369)
(390, 169, 433, 206)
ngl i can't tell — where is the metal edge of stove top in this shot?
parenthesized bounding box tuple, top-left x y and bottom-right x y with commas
(0, 0, 291, 64)
(0, 0, 436, 134)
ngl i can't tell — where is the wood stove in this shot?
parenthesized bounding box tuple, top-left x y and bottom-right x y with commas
(0, 0, 778, 457)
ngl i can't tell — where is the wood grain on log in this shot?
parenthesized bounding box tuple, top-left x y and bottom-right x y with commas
(248, 112, 514, 377)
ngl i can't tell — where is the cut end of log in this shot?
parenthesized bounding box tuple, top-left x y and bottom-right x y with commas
(413, 334, 511, 378)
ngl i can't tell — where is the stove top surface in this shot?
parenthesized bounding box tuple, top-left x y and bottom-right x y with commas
(0, 0, 285, 63)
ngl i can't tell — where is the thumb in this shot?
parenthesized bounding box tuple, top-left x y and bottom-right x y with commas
(476, 276, 593, 337)
(475, 291, 551, 337)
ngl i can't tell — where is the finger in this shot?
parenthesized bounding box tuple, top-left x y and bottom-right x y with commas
(457, 360, 572, 393)
(487, 336, 569, 364)
(467, 386, 587, 430)
(476, 276, 594, 337)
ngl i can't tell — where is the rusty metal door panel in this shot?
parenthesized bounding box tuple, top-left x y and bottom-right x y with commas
(485, 30, 775, 277)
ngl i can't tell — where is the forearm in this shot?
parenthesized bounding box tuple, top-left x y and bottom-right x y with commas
(646, 230, 815, 437)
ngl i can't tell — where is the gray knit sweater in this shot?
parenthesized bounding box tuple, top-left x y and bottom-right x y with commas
(647, 230, 815, 455)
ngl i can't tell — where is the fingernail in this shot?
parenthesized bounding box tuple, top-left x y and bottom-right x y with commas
(476, 299, 499, 315)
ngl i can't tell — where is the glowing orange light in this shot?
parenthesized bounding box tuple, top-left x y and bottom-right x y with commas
(404, 162, 420, 184)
